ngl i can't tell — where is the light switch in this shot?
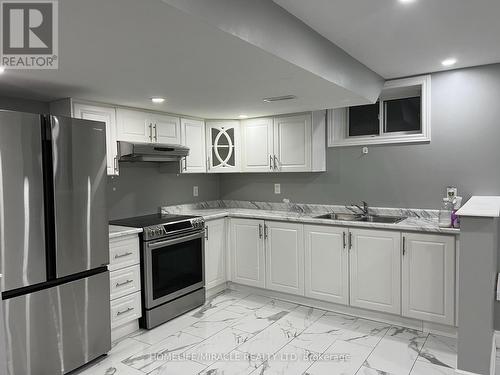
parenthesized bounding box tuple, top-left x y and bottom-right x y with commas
(193, 186, 199, 197)
(274, 183, 281, 194)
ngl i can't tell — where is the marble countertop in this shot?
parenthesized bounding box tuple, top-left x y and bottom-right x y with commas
(167, 207, 460, 235)
(109, 225, 143, 239)
(456, 196, 500, 217)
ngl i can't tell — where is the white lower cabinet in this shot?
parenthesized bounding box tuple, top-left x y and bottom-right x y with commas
(402, 233, 455, 325)
(304, 225, 349, 305)
(349, 228, 401, 315)
(265, 222, 304, 295)
(204, 218, 227, 289)
(109, 234, 142, 341)
(231, 219, 266, 288)
(229, 219, 457, 326)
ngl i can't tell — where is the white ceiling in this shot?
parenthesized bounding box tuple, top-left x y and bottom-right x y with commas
(274, 0, 500, 78)
(0, 0, 373, 119)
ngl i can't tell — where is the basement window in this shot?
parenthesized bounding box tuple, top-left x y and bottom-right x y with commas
(328, 75, 431, 147)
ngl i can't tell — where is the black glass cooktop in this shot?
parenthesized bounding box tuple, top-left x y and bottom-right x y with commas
(110, 213, 198, 228)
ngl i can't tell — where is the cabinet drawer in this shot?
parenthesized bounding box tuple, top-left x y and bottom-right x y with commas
(110, 265, 141, 301)
(110, 292, 142, 329)
(109, 235, 140, 271)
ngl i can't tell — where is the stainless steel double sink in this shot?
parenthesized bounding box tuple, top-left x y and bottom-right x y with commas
(314, 212, 406, 224)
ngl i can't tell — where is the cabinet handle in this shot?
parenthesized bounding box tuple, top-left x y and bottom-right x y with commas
(205, 226, 209, 240)
(342, 231, 346, 249)
(117, 307, 134, 316)
(402, 236, 406, 256)
(184, 157, 188, 171)
(348, 232, 352, 250)
(154, 124, 158, 142)
(269, 155, 273, 170)
(149, 123, 153, 141)
(207, 157, 211, 171)
(259, 224, 263, 239)
(114, 156, 118, 171)
(114, 251, 133, 259)
(264, 224, 268, 239)
(116, 279, 133, 288)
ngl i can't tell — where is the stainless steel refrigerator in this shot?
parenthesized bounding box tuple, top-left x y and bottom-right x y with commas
(0, 110, 111, 375)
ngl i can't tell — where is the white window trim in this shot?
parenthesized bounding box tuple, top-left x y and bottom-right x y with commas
(328, 75, 431, 147)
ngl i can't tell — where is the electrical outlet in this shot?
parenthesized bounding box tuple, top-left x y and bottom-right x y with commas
(274, 183, 281, 194)
(362, 146, 369, 154)
(193, 186, 199, 197)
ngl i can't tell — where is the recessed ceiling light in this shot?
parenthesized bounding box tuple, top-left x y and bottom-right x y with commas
(238, 114, 248, 119)
(399, 0, 416, 3)
(151, 97, 165, 104)
(0, 67, 5, 74)
(441, 58, 457, 67)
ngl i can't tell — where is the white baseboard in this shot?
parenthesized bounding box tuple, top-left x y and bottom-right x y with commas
(455, 370, 481, 375)
(206, 282, 228, 298)
(227, 282, 457, 338)
(111, 319, 140, 343)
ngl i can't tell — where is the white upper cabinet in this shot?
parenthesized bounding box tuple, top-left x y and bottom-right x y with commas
(349, 228, 401, 315)
(151, 113, 181, 144)
(402, 233, 455, 325)
(273, 114, 312, 172)
(206, 120, 240, 173)
(265, 221, 304, 295)
(116, 109, 180, 144)
(241, 118, 274, 172)
(116, 108, 152, 143)
(304, 225, 349, 305)
(204, 218, 226, 290)
(230, 218, 265, 288)
(180, 118, 206, 173)
(72, 102, 119, 176)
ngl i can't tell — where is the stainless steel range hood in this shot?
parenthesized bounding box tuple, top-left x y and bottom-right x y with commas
(117, 141, 189, 162)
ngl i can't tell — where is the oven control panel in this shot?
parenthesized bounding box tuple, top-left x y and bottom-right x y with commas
(143, 217, 205, 241)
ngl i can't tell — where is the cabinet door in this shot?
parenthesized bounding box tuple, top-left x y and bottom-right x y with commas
(265, 221, 304, 295)
(180, 118, 206, 173)
(205, 219, 226, 289)
(349, 228, 401, 314)
(152, 114, 181, 144)
(304, 225, 348, 305)
(402, 233, 455, 325)
(206, 120, 240, 173)
(241, 117, 274, 173)
(230, 219, 265, 288)
(116, 108, 152, 143)
(73, 103, 119, 176)
(273, 114, 312, 172)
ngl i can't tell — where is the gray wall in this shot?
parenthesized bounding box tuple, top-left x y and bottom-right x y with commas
(0, 95, 49, 114)
(107, 163, 220, 220)
(220, 63, 500, 210)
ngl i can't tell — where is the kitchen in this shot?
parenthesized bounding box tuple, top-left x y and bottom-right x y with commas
(1, 0, 500, 375)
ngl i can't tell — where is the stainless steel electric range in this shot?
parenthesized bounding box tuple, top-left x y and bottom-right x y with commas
(110, 213, 206, 329)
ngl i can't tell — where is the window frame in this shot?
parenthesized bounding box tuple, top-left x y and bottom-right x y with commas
(328, 75, 431, 147)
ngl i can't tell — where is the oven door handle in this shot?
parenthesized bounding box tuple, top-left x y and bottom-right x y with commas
(145, 231, 204, 250)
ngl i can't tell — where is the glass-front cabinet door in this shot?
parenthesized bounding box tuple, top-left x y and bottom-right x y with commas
(205, 120, 240, 173)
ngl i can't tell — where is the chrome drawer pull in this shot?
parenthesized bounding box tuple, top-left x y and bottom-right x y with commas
(114, 251, 133, 259)
(117, 307, 134, 316)
(116, 279, 133, 288)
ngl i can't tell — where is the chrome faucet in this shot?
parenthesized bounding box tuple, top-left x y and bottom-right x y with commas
(348, 201, 369, 216)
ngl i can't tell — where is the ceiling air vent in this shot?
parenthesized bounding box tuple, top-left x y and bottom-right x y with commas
(262, 95, 297, 103)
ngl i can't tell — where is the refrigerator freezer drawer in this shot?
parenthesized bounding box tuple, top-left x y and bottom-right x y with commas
(2, 271, 111, 375)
